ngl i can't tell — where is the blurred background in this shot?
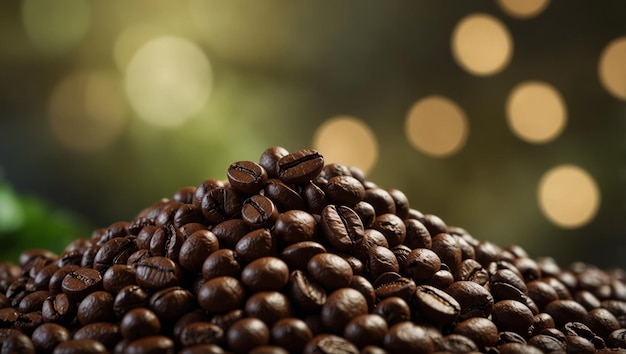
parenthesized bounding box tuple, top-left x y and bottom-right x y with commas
(0, 0, 624, 269)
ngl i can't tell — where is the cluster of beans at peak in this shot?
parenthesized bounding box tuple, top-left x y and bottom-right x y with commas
(1, 147, 626, 354)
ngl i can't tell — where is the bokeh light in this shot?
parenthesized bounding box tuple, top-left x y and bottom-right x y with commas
(598, 37, 626, 101)
(506, 81, 567, 144)
(125, 36, 212, 127)
(538, 164, 600, 229)
(21, 0, 90, 54)
(451, 13, 513, 76)
(405, 96, 468, 157)
(497, 0, 550, 19)
(48, 71, 127, 152)
(312, 116, 378, 174)
(113, 24, 164, 73)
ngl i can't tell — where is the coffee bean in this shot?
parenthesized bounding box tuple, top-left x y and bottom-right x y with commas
(350, 275, 376, 311)
(103, 264, 136, 294)
(425, 269, 455, 289)
(178, 344, 225, 354)
(403, 219, 432, 250)
(492, 299, 534, 336)
(263, 179, 306, 212)
(498, 342, 544, 354)
(52, 339, 107, 354)
(113, 285, 149, 318)
(277, 149, 324, 185)
(301, 181, 328, 215)
(245, 291, 293, 327)
(584, 308, 621, 339)
(241, 257, 289, 292)
(61, 268, 102, 302)
(383, 321, 435, 354)
(173, 204, 206, 228)
(431, 233, 462, 274)
(353, 229, 388, 262)
(259, 146, 289, 179)
(179, 322, 224, 347)
(545, 299, 589, 328)
(325, 176, 365, 206)
(343, 314, 387, 349)
(453, 317, 499, 350)
(374, 274, 416, 303)
(149, 286, 195, 321)
(201, 187, 244, 225)
(0, 328, 35, 354)
(202, 249, 241, 280)
(125, 335, 174, 354)
(135, 256, 181, 290)
(403, 248, 441, 283)
(18, 290, 49, 313)
(241, 195, 279, 228)
(178, 230, 219, 273)
(445, 280, 494, 320)
(371, 214, 406, 248)
(73, 322, 121, 351)
(373, 296, 411, 326)
(413, 285, 460, 325)
(434, 334, 478, 353)
(77, 291, 115, 326)
(227, 161, 268, 195)
(149, 225, 184, 262)
(532, 312, 556, 335)
(274, 210, 317, 244)
(271, 317, 313, 353)
(455, 259, 489, 285)
(227, 318, 270, 354)
(308, 253, 353, 291)
(197, 276, 245, 314)
(192, 179, 225, 209)
(320, 205, 364, 252)
(367, 246, 400, 281)
(41, 293, 76, 325)
(608, 328, 626, 348)
(321, 288, 368, 333)
(528, 334, 567, 353)
(287, 270, 326, 313)
(32, 323, 71, 353)
(490, 268, 529, 303)
(235, 228, 276, 264)
(93, 236, 137, 272)
(120, 308, 161, 340)
(304, 334, 359, 354)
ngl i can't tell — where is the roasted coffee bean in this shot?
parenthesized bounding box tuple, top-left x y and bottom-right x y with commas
(263, 179, 306, 212)
(403, 248, 441, 283)
(320, 205, 364, 252)
(491, 268, 528, 303)
(383, 321, 434, 354)
(371, 214, 406, 248)
(434, 334, 478, 353)
(202, 249, 241, 280)
(197, 276, 245, 314)
(308, 253, 353, 291)
(353, 201, 376, 228)
(545, 299, 589, 328)
(178, 344, 225, 354)
(13, 311, 42, 336)
(201, 187, 244, 225)
(366, 246, 400, 282)
(245, 291, 293, 326)
(274, 210, 317, 244)
(474, 241, 502, 268)
(342, 314, 387, 349)
(113, 285, 149, 318)
(73, 322, 122, 351)
(241, 257, 289, 292)
(277, 149, 324, 185)
(425, 269, 455, 289)
(287, 270, 326, 312)
(149, 286, 195, 321)
(576, 290, 602, 311)
(403, 219, 432, 250)
(373, 296, 411, 326)
(227, 317, 270, 354)
(0, 327, 35, 353)
(584, 308, 621, 339)
(178, 230, 219, 273)
(80, 246, 100, 269)
(125, 335, 174, 354)
(0, 307, 18, 327)
(120, 307, 160, 340)
(324, 175, 365, 206)
(18, 290, 49, 313)
(492, 299, 534, 336)
(413, 285, 460, 325)
(304, 334, 359, 354)
(103, 264, 136, 294)
(446, 280, 494, 320)
(431, 232, 462, 274)
(155, 201, 185, 226)
(321, 288, 368, 333)
(374, 273, 416, 303)
(179, 321, 224, 347)
(602, 300, 626, 328)
(77, 291, 115, 325)
(227, 161, 268, 195)
(33, 263, 59, 291)
(41, 293, 76, 325)
(532, 312, 556, 335)
(259, 147, 289, 179)
(178, 223, 207, 239)
(172, 204, 205, 228)
(241, 195, 279, 229)
(61, 267, 102, 302)
(52, 339, 107, 354)
(32, 323, 71, 353)
(192, 179, 225, 209)
(453, 317, 499, 350)
(93, 236, 137, 272)
(353, 229, 388, 262)
(526, 280, 559, 311)
(349, 275, 376, 311)
(271, 317, 313, 353)
(127, 249, 154, 270)
(528, 333, 567, 352)
(498, 342, 543, 354)
(280, 241, 326, 271)
(608, 328, 626, 348)
(42, 265, 70, 295)
(301, 181, 328, 215)
(566, 334, 597, 353)
(542, 276, 573, 300)
(235, 228, 276, 264)
(135, 256, 181, 290)
(172, 186, 195, 204)
(456, 259, 489, 285)
(148, 225, 184, 262)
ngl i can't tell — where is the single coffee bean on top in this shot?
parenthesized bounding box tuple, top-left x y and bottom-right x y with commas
(0, 145, 625, 353)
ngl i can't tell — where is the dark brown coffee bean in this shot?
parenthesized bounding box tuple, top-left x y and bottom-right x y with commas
(42, 293, 76, 325)
(113, 285, 149, 318)
(403, 248, 441, 283)
(431, 233, 462, 274)
(403, 219, 432, 250)
(178, 223, 207, 238)
(135, 256, 181, 290)
(192, 179, 225, 209)
(172, 186, 195, 204)
(202, 249, 241, 281)
(155, 201, 185, 226)
(455, 259, 489, 285)
(263, 178, 306, 212)
(73, 322, 121, 351)
(532, 312, 556, 335)
(354, 229, 388, 262)
(274, 210, 317, 244)
(18, 290, 49, 313)
(304, 334, 359, 354)
(241, 195, 278, 228)
(413, 284, 460, 325)
(526, 280, 559, 311)
(125, 336, 174, 354)
(259, 146, 289, 179)
(576, 290, 602, 311)
(48, 265, 79, 295)
(320, 205, 364, 252)
(0, 328, 35, 353)
(172, 204, 206, 228)
(434, 334, 478, 353)
(277, 149, 324, 185)
(608, 328, 626, 349)
(245, 291, 293, 327)
(33, 263, 59, 291)
(383, 322, 435, 354)
(178, 230, 219, 272)
(93, 236, 138, 271)
(373, 296, 411, 326)
(367, 246, 400, 281)
(349, 275, 376, 311)
(149, 286, 194, 321)
(545, 299, 589, 328)
(271, 317, 313, 353)
(280, 241, 326, 272)
(343, 314, 387, 349)
(371, 214, 406, 248)
(123, 248, 153, 268)
(241, 257, 289, 292)
(374, 273, 416, 303)
(61, 267, 102, 302)
(498, 342, 543, 354)
(227, 161, 268, 195)
(542, 276, 573, 300)
(227, 317, 270, 354)
(425, 269, 455, 289)
(197, 276, 245, 314)
(77, 291, 115, 325)
(528, 334, 567, 353)
(445, 280, 494, 320)
(453, 317, 499, 350)
(179, 322, 224, 347)
(0, 307, 18, 327)
(103, 264, 137, 294)
(120, 307, 160, 340)
(352, 201, 376, 228)
(287, 270, 326, 312)
(492, 299, 534, 336)
(321, 288, 368, 333)
(136, 226, 158, 250)
(235, 228, 276, 264)
(602, 300, 626, 328)
(52, 339, 107, 354)
(149, 225, 184, 261)
(325, 175, 365, 206)
(178, 344, 225, 354)
(491, 268, 528, 303)
(566, 334, 596, 353)
(583, 308, 620, 339)
(201, 187, 244, 225)
(32, 323, 71, 353)
(301, 181, 328, 214)
(307, 253, 353, 291)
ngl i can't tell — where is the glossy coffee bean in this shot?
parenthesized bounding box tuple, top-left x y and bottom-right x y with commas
(303, 334, 359, 354)
(179, 321, 224, 347)
(241, 257, 289, 292)
(18, 290, 49, 313)
(277, 149, 324, 185)
(403, 248, 441, 283)
(227, 161, 268, 195)
(120, 308, 161, 340)
(280, 241, 327, 271)
(197, 276, 245, 314)
(320, 205, 364, 252)
(125, 336, 175, 354)
(73, 322, 122, 351)
(528, 334, 567, 353)
(455, 259, 489, 285)
(173, 204, 206, 228)
(492, 299, 534, 336)
(287, 270, 327, 312)
(274, 210, 317, 244)
(325, 175, 365, 206)
(235, 228, 276, 264)
(227, 317, 270, 354)
(77, 291, 115, 325)
(583, 308, 620, 339)
(343, 314, 388, 349)
(48, 265, 79, 295)
(545, 299, 589, 328)
(61, 267, 103, 302)
(371, 214, 406, 248)
(201, 187, 244, 225)
(413, 285, 461, 325)
(321, 288, 368, 333)
(103, 264, 136, 294)
(434, 334, 478, 353)
(149, 286, 195, 321)
(271, 317, 313, 352)
(52, 339, 107, 354)
(245, 291, 293, 326)
(446, 280, 494, 320)
(259, 146, 289, 179)
(202, 249, 241, 280)
(431, 233, 462, 274)
(178, 230, 219, 272)
(368, 246, 400, 281)
(452, 317, 499, 350)
(113, 285, 149, 318)
(41, 293, 76, 325)
(263, 178, 306, 212)
(307, 253, 353, 291)
(241, 195, 279, 229)
(373, 296, 411, 326)
(32, 323, 71, 353)
(135, 256, 181, 290)
(383, 322, 434, 354)
(93, 236, 137, 271)
(192, 179, 225, 209)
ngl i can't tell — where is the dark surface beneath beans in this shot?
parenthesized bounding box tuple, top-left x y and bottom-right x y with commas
(0, 146, 625, 354)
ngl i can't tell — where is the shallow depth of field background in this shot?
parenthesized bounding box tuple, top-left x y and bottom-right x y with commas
(0, 1, 624, 269)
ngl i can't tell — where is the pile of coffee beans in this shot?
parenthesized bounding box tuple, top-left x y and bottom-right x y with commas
(1, 146, 625, 354)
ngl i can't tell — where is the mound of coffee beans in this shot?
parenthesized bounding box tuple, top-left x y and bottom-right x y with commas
(1, 146, 625, 354)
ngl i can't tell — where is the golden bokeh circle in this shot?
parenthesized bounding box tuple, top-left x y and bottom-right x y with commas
(598, 37, 626, 101)
(497, 0, 550, 19)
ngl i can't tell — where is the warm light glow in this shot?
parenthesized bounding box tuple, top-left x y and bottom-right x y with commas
(598, 37, 626, 101)
(21, 0, 90, 53)
(405, 96, 468, 157)
(538, 165, 600, 229)
(125, 36, 212, 127)
(48, 72, 127, 152)
(497, 0, 550, 19)
(113, 24, 163, 73)
(312, 116, 378, 174)
(506, 81, 567, 144)
(451, 13, 513, 76)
